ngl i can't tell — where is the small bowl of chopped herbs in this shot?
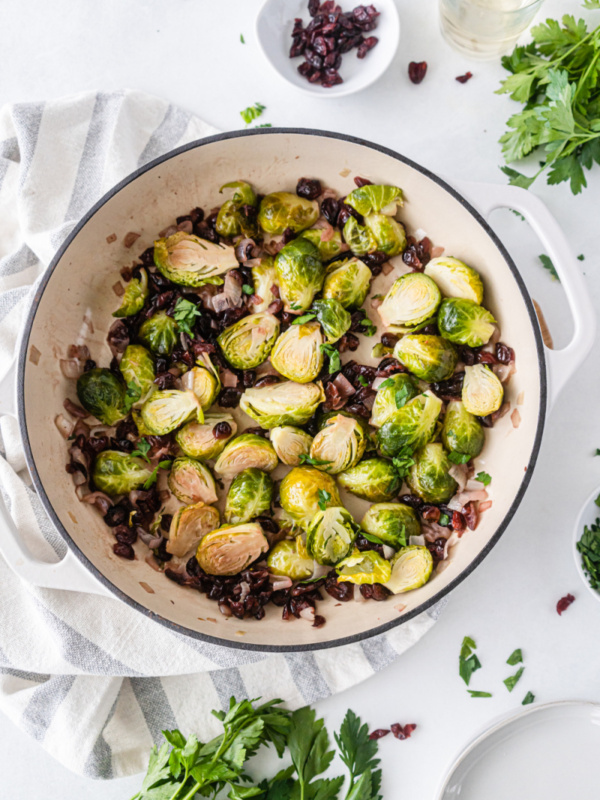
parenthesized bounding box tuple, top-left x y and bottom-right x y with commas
(573, 487, 600, 601)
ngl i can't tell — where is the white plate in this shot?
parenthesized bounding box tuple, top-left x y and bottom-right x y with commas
(255, 0, 400, 98)
(436, 701, 600, 799)
(573, 486, 600, 603)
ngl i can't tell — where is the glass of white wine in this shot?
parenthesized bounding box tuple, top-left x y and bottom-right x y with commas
(439, 0, 545, 60)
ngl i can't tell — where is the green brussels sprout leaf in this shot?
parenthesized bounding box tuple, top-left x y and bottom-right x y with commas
(393, 335, 458, 383)
(270, 321, 324, 383)
(76, 368, 127, 425)
(322, 257, 372, 310)
(344, 184, 403, 216)
(113, 268, 148, 318)
(384, 545, 433, 594)
(92, 450, 154, 496)
(364, 214, 406, 257)
(378, 273, 441, 329)
(224, 468, 274, 525)
(154, 232, 238, 287)
(312, 298, 352, 343)
(120, 344, 156, 402)
(173, 297, 202, 337)
(240, 380, 325, 429)
(438, 298, 496, 347)
(342, 217, 377, 256)
(138, 310, 179, 356)
(258, 192, 319, 235)
(336, 548, 392, 585)
(338, 458, 401, 502)
(306, 506, 358, 565)
(274, 238, 325, 314)
(218, 312, 280, 370)
(424, 257, 484, 304)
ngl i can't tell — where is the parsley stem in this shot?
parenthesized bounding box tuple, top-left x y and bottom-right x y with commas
(573, 50, 600, 103)
(180, 782, 201, 800)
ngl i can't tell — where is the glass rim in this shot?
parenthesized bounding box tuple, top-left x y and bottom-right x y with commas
(441, 0, 545, 10)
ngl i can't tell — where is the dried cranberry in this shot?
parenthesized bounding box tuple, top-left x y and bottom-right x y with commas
(360, 583, 390, 601)
(354, 176, 372, 187)
(462, 501, 478, 530)
(104, 504, 129, 527)
(427, 538, 446, 562)
(154, 372, 177, 390)
(376, 357, 404, 377)
(357, 35, 378, 58)
(325, 578, 354, 602)
(281, 227, 297, 245)
(243, 370, 257, 388)
(83, 359, 96, 372)
(308, 0, 319, 16)
(337, 332, 359, 352)
(421, 505, 441, 523)
(298, 61, 313, 77)
(456, 71, 473, 83)
(496, 342, 514, 364)
(431, 373, 465, 400)
(313, 614, 326, 628)
(362, 251, 387, 275)
(391, 723, 417, 740)
(113, 542, 135, 560)
(139, 247, 155, 266)
(557, 593, 575, 615)
(380, 332, 399, 349)
(217, 388, 241, 408)
(114, 525, 138, 545)
(399, 494, 423, 509)
(296, 177, 322, 200)
(320, 197, 340, 225)
(408, 61, 427, 84)
(337, 202, 362, 226)
(254, 375, 281, 388)
(452, 511, 466, 534)
(477, 351, 498, 365)
(369, 729, 390, 740)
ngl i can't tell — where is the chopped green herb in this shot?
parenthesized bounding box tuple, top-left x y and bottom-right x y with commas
(173, 297, 202, 337)
(394, 383, 412, 409)
(131, 437, 152, 463)
(459, 635, 482, 686)
(510, 209, 525, 221)
(577, 254, 585, 261)
(357, 375, 369, 387)
(124, 381, 142, 413)
(320, 343, 341, 374)
(242, 284, 254, 296)
(240, 102, 265, 126)
(476, 471, 492, 486)
(504, 666, 525, 692)
(439, 513, 451, 526)
(522, 691, 535, 705)
(143, 459, 172, 490)
(334, 709, 382, 800)
(467, 690, 492, 698)
(506, 648, 523, 666)
(299, 454, 332, 468)
(293, 312, 317, 324)
(392, 447, 415, 478)
(595, 494, 600, 508)
(595, 449, 600, 456)
(360, 317, 377, 336)
(255, 123, 272, 128)
(360, 530, 388, 546)
(240, 33, 245, 43)
(538, 254, 560, 282)
(377, 377, 394, 391)
(577, 515, 600, 591)
(448, 451, 471, 465)
(317, 488, 332, 511)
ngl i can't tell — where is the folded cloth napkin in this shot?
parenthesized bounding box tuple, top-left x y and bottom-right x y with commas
(0, 90, 445, 779)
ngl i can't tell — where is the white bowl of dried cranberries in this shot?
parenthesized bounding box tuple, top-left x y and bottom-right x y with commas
(256, 0, 400, 98)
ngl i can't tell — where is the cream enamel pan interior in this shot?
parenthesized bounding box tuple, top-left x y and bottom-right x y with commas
(18, 130, 546, 650)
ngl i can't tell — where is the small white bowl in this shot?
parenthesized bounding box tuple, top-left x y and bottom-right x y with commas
(255, 0, 400, 98)
(573, 486, 600, 602)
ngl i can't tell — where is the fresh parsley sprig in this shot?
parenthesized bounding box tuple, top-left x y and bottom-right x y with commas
(174, 297, 202, 338)
(143, 460, 172, 490)
(240, 103, 266, 126)
(320, 343, 341, 374)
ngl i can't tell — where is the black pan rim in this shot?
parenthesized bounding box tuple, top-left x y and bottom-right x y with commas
(17, 127, 547, 652)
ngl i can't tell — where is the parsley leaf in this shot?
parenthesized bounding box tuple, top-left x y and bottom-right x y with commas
(394, 383, 412, 409)
(448, 451, 471, 465)
(594, 448, 600, 456)
(539, 254, 560, 282)
(173, 297, 202, 337)
(577, 515, 600, 590)
(360, 530, 388, 547)
(320, 343, 341, 374)
(392, 447, 415, 478)
(299, 454, 332, 468)
(317, 489, 332, 511)
(293, 312, 317, 324)
(360, 317, 377, 337)
(439, 513, 451, 526)
(240, 33, 245, 43)
(240, 103, 266, 126)
(143, 459, 172, 490)
(506, 648, 523, 665)
(287, 707, 344, 800)
(335, 709, 382, 800)
(577, 253, 585, 261)
(459, 635, 482, 686)
(476, 471, 492, 486)
(357, 375, 369, 387)
(131, 437, 152, 463)
(124, 380, 142, 413)
(504, 666, 525, 692)
(522, 691, 535, 705)
(467, 690, 492, 698)
(376, 377, 394, 391)
(242, 284, 254, 295)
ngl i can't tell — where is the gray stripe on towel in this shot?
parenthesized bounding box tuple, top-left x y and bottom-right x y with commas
(130, 677, 178, 746)
(21, 674, 76, 741)
(210, 667, 248, 710)
(137, 105, 193, 167)
(284, 652, 331, 704)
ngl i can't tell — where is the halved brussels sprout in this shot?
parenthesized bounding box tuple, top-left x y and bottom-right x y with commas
(344, 184, 403, 216)
(154, 232, 238, 287)
(132, 408, 153, 437)
(407, 443, 458, 504)
(370, 373, 419, 428)
(364, 214, 406, 257)
(184, 353, 221, 410)
(343, 217, 377, 256)
(113, 269, 148, 318)
(310, 414, 367, 474)
(220, 180, 257, 206)
(378, 273, 442, 329)
(270, 321, 324, 383)
(214, 433, 278, 478)
(270, 426, 313, 466)
(442, 400, 485, 458)
(267, 539, 314, 580)
(138, 310, 179, 357)
(376, 392, 443, 458)
(438, 298, 496, 347)
(299, 227, 345, 262)
(274, 238, 325, 314)
(167, 502, 220, 558)
(216, 181, 258, 239)
(361, 502, 421, 549)
(306, 506, 357, 565)
(196, 522, 269, 575)
(119, 345, 156, 401)
(92, 450, 153, 496)
(251, 257, 277, 314)
(141, 389, 201, 435)
(393, 335, 458, 383)
(217, 312, 280, 370)
(424, 257, 484, 304)
(336, 548, 392, 585)
(384, 545, 433, 594)
(168, 457, 218, 505)
(279, 466, 341, 529)
(462, 364, 504, 416)
(322, 257, 372, 310)
(240, 381, 325, 430)
(224, 468, 273, 525)
(76, 368, 127, 425)
(175, 413, 237, 460)
(311, 298, 352, 344)
(258, 192, 319, 235)
(338, 458, 401, 502)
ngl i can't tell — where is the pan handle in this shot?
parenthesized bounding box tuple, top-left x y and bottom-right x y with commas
(0, 358, 112, 596)
(453, 180, 596, 407)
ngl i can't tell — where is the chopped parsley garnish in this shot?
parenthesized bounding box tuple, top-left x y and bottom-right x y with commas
(360, 530, 388, 547)
(124, 381, 142, 413)
(143, 459, 172, 490)
(299, 454, 332, 468)
(538, 254, 560, 282)
(377, 377, 394, 391)
(131, 437, 152, 463)
(476, 471, 492, 486)
(459, 635, 482, 686)
(448, 451, 471, 464)
(293, 311, 317, 323)
(510, 209, 525, 221)
(506, 648, 523, 665)
(595, 493, 600, 508)
(394, 384, 412, 409)
(392, 447, 415, 478)
(360, 317, 377, 336)
(317, 489, 332, 511)
(577, 515, 600, 591)
(578, 254, 585, 261)
(467, 690, 492, 698)
(357, 375, 369, 387)
(504, 666, 525, 692)
(242, 283, 254, 295)
(320, 343, 341, 374)
(595, 448, 600, 456)
(173, 297, 202, 337)
(240, 102, 266, 126)
(439, 513, 451, 526)
(522, 691, 535, 705)
(240, 33, 245, 43)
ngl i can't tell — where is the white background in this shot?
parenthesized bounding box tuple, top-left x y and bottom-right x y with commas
(1, 0, 600, 797)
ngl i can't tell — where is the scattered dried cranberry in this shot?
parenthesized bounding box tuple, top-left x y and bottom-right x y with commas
(421, 505, 441, 523)
(456, 71, 473, 83)
(427, 538, 446, 562)
(214, 421, 232, 440)
(380, 332, 399, 349)
(113, 542, 135, 560)
(296, 177, 322, 199)
(496, 342, 515, 364)
(452, 511, 466, 534)
(354, 176, 372, 187)
(391, 723, 417, 739)
(557, 593, 575, 615)
(320, 197, 340, 225)
(462, 501, 478, 531)
(217, 388, 241, 408)
(408, 61, 427, 84)
(369, 729, 391, 740)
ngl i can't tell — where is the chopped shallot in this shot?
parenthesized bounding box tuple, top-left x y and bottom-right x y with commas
(448, 463, 468, 493)
(272, 576, 293, 592)
(409, 535, 425, 546)
(382, 261, 394, 275)
(299, 606, 315, 622)
(221, 369, 239, 388)
(479, 500, 493, 513)
(60, 359, 83, 379)
(511, 408, 521, 428)
(382, 544, 396, 560)
(332, 373, 355, 399)
(55, 414, 74, 438)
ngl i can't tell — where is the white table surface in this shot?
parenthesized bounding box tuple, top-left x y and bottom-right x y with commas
(1, 0, 600, 797)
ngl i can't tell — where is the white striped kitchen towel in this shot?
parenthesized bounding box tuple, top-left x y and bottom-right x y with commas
(0, 90, 445, 779)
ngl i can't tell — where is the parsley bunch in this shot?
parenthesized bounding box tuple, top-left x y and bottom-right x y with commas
(497, 3, 600, 194)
